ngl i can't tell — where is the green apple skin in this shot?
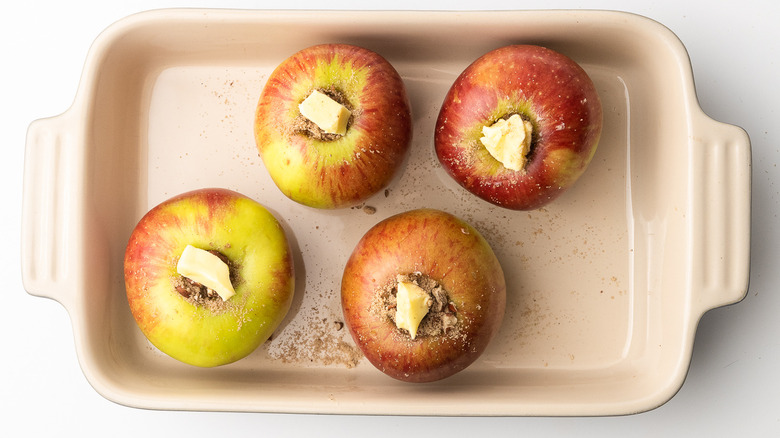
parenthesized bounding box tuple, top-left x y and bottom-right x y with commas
(341, 209, 506, 383)
(124, 188, 294, 367)
(435, 45, 603, 210)
(255, 43, 412, 209)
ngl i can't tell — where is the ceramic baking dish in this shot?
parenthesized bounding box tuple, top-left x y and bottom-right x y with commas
(21, 9, 751, 416)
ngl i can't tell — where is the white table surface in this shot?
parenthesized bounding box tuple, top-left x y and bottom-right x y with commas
(4, 1, 778, 436)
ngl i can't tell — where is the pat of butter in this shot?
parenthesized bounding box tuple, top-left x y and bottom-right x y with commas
(176, 245, 236, 301)
(395, 281, 432, 339)
(479, 114, 534, 171)
(299, 89, 351, 135)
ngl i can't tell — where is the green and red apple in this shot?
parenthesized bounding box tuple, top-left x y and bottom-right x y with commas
(254, 43, 413, 209)
(435, 44, 603, 210)
(341, 209, 506, 383)
(124, 188, 294, 367)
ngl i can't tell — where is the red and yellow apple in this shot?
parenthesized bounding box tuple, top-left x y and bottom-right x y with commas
(341, 209, 506, 382)
(254, 43, 413, 209)
(435, 44, 602, 210)
(124, 188, 294, 367)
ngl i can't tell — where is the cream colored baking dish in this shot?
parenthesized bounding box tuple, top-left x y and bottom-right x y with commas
(21, 9, 751, 416)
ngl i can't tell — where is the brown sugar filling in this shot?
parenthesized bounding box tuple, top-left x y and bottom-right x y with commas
(292, 87, 356, 141)
(172, 250, 241, 312)
(370, 272, 460, 340)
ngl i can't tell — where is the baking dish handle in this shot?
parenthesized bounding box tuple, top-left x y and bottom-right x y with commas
(21, 110, 85, 309)
(689, 114, 751, 315)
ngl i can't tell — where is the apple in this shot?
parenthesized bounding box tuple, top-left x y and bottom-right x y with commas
(123, 188, 294, 367)
(254, 43, 413, 209)
(341, 208, 506, 383)
(435, 44, 603, 210)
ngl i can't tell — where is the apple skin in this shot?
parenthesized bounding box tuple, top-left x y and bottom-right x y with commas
(435, 44, 602, 210)
(341, 209, 506, 383)
(254, 43, 412, 209)
(123, 188, 294, 367)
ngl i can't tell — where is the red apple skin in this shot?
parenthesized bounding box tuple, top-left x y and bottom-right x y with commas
(341, 209, 506, 383)
(435, 45, 602, 210)
(124, 188, 294, 367)
(255, 44, 412, 209)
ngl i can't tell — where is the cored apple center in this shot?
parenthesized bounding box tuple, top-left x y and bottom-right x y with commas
(371, 272, 460, 341)
(479, 112, 539, 173)
(172, 248, 242, 310)
(293, 87, 356, 141)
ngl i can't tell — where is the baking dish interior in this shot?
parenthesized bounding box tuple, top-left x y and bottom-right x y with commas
(74, 10, 698, 415)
